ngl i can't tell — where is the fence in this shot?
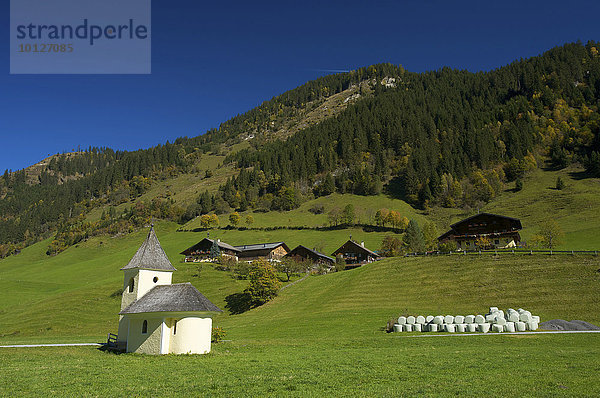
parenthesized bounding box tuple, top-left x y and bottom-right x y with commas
(404, 249, 599, 257)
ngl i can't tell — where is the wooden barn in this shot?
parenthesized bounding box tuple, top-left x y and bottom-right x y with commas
(235, 242, 290, 261)
(180, 238, 240, 262)
(331, 240, 379, 268)
(437, 212, 522, 250)
(285, 245, 335, 267)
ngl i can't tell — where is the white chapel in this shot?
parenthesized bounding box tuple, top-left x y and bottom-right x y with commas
(116, 226, 222, 354)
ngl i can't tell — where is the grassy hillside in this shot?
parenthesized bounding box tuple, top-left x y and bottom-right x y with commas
(179, 163, 600, 250)
(481, 165, 600, 249)
(1, 218, 598, 342)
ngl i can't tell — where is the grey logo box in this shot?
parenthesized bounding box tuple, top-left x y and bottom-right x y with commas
(10, 0, 151, 74)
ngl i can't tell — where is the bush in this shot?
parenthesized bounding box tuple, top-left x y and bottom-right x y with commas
(211, 326, 226, 343)
(515, 178, 523, 191)
(556, 177, 565, 190)
(232, 260, 251, 279)
(308, 204, 325, 214)
(215, 256, 236, 271)
(335, 256, 346, 272)
(244, 260, 281, 306)
(438, 241, 458, 252)
(380, 235, 403, 257)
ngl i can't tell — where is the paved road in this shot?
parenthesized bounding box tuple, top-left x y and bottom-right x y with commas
(0, 343, 101, 348)
(398, 330, 600, 338)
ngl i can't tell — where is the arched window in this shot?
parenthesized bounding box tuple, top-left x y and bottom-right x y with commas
(142, 320, 148, 334)
(128, 278, 135, 293)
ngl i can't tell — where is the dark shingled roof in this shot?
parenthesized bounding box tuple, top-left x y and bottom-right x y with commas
(180, 238, 241, 255)
(121, 226, 176, 271)
(234, 242, 290, 252)
(119, 283, 222, 314)
(286, 245, 334, 263)
(449, 212, 522, 229)
(332, 240, 379, 258)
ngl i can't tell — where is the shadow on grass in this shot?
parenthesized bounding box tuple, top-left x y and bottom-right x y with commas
(97, 344, 125, 355)
(225, 292, 254, 315)
(568, 170, 594, 180)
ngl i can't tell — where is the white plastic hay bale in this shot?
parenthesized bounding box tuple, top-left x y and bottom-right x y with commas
(405, 324, 413, 332)
(466, 324, 477, 332)
(407, 316, 416, 325)
(413, 323, 422, 332)
(444, 315, 454, 324)
(519, 312, 531, 322)
(492, 324, 504, 333)
(426, 315, 434, 323)
(416, 315, 426, 324)
(429, 324, 438, 332)
(393, 324, 403, 333)
(433, 316, 444, 325)
(397, 316, 407, 325)
(475, 315, 486, 324)
(507, 312, 520, 322)
(532, 315, 540, 323)
(456, 324, 466, 333)
(478, 323, 491, 333)
(465, 315, 475, 324)
(517, 308, 525, 313)
(526, 321, 539, 331)
(489, 306, 499, 313)
(504, 322, 515, 333)
(445, 324, 456, 333)
(516, 322, 526, 332)
(495, 316, 507, 326)
(454, 315, 465, 324)
(485, 314, 496, 323)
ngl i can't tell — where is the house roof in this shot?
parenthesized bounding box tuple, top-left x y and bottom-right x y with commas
(180, 238, 241, 255)
(286, 245, 334, 263)
(235, 242, 290, 253)
(332, 240, 379, 258)
(121, 226, 176, 271)
(449, 212, 522, 229)
(439, 213, 523, 241)
(119, 283, 222, 315)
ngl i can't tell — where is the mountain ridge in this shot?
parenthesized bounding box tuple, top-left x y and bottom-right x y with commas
(1, 41, 599, 258)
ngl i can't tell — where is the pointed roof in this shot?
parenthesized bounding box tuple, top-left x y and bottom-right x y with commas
(180, 238, 241, 255)
(121, 226, 176, 271)
(449, 212, 522, 229)
(119, 283, 222, 314)
(331, 240, 379, 258)
(286, 245, 334, 263)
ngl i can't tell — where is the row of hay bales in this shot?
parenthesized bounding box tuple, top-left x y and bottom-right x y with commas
(393, 307, 540, 333)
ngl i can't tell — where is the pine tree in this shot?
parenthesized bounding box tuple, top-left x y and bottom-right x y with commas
(210, 239, 221, 259)
(404, 220, 426, 253)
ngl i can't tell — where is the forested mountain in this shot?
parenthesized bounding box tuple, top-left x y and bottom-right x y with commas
(1, 41, 599, 257)
(225, 41, 600, 210)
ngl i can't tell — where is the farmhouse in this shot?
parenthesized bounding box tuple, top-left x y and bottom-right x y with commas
(437, 212, 522, 250)
(180, 237, 240, 262)
(285, 245, 335, 267)
(235, 242, 290, 261)
(332, 240, 379, 268)
(116, 226, 222, 355)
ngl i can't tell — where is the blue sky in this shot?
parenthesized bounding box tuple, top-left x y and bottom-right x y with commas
(1, 0, 599, 172)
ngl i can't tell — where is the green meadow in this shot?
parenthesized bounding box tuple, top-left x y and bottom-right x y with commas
(1, 165, 600, 396)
